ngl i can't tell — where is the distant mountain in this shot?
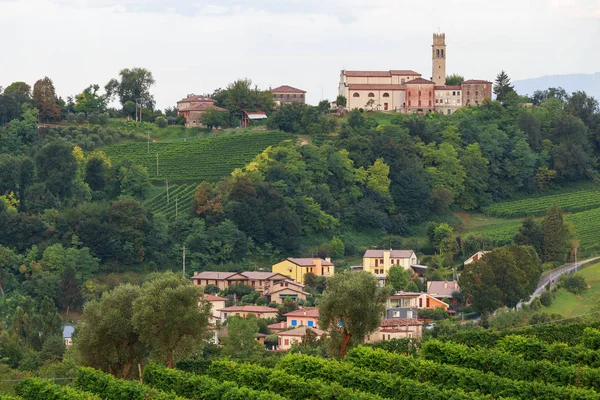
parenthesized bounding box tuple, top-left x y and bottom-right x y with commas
(513, 72, 600, 101)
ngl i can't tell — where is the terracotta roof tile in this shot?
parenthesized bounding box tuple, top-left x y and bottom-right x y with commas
(380, 318, 423, 327)
(462, 80, 492, 84)
(344, 70, 392, 77)
(283, 307, 320, 318)
(203, 294, 227, 301)
(287, 258, 334, 266)
(278, 326, 325, 337)
(363, 249, 415, 259)
(405, 78, 436, 85)
(179, 103, 227, 112)
(427, 281, 460, 297)
(271, 85, 306, 94)
(390, 70, 422, 76)
(177, 95, 216, 103)
(192, 272, 238, 280)
(348, 84, 405, 91)
(217, 306, 279, 313)
(435, 85, 462, 90)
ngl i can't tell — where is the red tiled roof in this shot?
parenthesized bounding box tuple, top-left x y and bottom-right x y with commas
(380, 318, 423, 327)
(271, 85, 306, 94)
(267, 321, 287, 330)
(405, 78, 436, 85)
(217, 306, 279, 313)
(283, 307, 320, 318)
(192, 272, 239, 280)
(389, 291, 422, 299)
(241, 272, 278, 280)
(344, 70, 392, 77)
(179, 103, 226, 112)
(427, 281, 460, 297)
(390, 70, 421, 76)
(363, 249, 415, 259)
(269, 286, 310, 296)
(462, 80, 492, 84)
(287, 258, 334, 267)
(203, 294, 227, 301)
(177, 95, 216, 103)
(348, 84, 405, 91)
(379, 328, 414, 333)
(435, 85, 462, 90)
(278, 326, 325, 337)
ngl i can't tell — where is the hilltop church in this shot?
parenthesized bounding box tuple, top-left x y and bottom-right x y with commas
(338, 33, 492, 114)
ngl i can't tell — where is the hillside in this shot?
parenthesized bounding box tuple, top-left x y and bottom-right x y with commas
(541, 261, 600, 317)
(101, 130, 293, 183)
(513, 72, 600, 99)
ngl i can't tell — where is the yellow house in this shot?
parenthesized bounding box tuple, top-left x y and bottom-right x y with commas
(272, 258, 334, 284)
(363, 249, 418, 275)
(216, 305, 279, 321)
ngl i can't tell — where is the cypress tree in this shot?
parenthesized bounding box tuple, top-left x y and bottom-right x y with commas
(543, 203, 565, 262)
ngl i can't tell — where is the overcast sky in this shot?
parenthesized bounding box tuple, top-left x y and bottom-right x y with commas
(1, 0, 599, 108)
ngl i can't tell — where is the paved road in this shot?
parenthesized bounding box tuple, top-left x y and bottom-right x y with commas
(520, 257, 600, 307)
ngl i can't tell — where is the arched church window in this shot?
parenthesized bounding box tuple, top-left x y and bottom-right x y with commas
(353, 93, 359, 97)
(383, 93, 390, 98)
(368, 93, 375, 97)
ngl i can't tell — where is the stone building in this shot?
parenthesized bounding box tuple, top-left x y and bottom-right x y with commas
(176, 95, 227, 128)
(271, 85, 306, 104)
(338, 33, 491, 114)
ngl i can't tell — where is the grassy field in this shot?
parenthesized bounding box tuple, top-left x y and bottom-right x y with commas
(542, 261, 600, 317)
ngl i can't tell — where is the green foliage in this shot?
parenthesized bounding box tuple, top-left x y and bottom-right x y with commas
(417, 307, 449, 320)
(445, 74, 464, 86)
(132, 272, 211, 368)
(330, 236, 344, 259)
(105, 67, 155, 107)
(386, 266, 410, 292)
(493, 70, 515, 103)
(582, 328, 600, 350)
(154, 116, 168, 128)
(347, 345, 599, 399)
(561, 273, 587, 294)
(74, 367, 182, 400)
(101, 131, 291, 183)
(74, 85, 106, 116)
(16, 377, 100, 400)
(144, 363, 286, 400)
(206, 359, 386, 400)
(459, 244, 541, 312)
(211, 78, 274, 122)
(543, 203, 566, 261)
(319, 271, 390, 356)
(222, 316, 265, 359)
(199, 108, 229, 129)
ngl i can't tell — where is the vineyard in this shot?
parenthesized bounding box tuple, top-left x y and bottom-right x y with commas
(101, 131, 293, 183)
(145, 183, 198, 219)
(11, 324, 600, 400)
(482, 184, 600, 217)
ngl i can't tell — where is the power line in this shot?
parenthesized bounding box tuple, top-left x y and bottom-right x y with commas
(504, 310, 600, 331)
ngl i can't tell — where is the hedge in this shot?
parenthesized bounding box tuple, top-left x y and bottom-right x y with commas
(74, 367, 185, 400)
(497, 335, 600, 367)
(346, 346, 599, 400)
(0, 395, 23, 400)
(422, 339, 600, 391)
(203, 359, 386, 400)
(276, 353, 489, 400)
(143, 363, 286, 400)
(15, 378, 100, 400)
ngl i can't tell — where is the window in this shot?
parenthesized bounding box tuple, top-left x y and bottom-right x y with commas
(452, 91, 456, 96)
(383, 92, 390, 98)
(401, 78, 405, 84)
(407, 310, 413, 318)
(291, 319, 297, 327)
(300, 94, 304, 98)
(418, 100, 422, 106)
(368, 92, 375, 97)
(418, 90, 421, 97)
(353, 93, 359, 97)
(293, 94, 297, 98)
(393, 311, 400, 317)
(286, 94, 290, 98)
(475, 91, 479, 97)
(284, 339, 289, 345)
(308, 321, 314, 327)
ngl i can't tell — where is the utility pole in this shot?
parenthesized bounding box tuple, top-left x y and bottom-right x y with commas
(182, 246, 186, 277)
(156, 153, 159, 176)
(166, 180, 169, 205)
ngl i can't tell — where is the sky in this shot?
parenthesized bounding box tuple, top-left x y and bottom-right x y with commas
(0, 0, 599, 109)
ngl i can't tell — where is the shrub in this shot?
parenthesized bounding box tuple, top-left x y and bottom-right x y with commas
(16, 377, 100, 400)
(583, 328, 600, 350)
(562, 274, 587, 294)
(155, 117, 168, 128)
(539, 290, 553, 307)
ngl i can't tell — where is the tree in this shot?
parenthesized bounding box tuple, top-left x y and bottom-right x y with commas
(221, 315, 265, 359)
(543, 203, 566, 262)
(319, 271, 390, 357)
(74, 284, 145, 378)
(365, 158, 391, 196)
(445, 74, 464, 86)
(155, 116, 168, 128)
(458, 143, 489, 210)
(34, 141, 77, 200)
(513, 216, 544, 257)
(106, 159, 151, 199)
(85, 153, 110, 192)
(105, 68, 156, 108)
(3, 82, 31, 109)
(132, 272, 211, 368)
(58, 266, 81, 318)
(32, 77, 61, 122)
(330, 236, 344, 259)
(493, 70, 515, 103)
(199, 108, 229, 129)
(317, 100, 330, 114)
(74, 85, 106, 116)
(212, 79, 274, 122)
(336, 95, 347, 107)
(387, 266, 410, 292)
(459, 245, 541, 313)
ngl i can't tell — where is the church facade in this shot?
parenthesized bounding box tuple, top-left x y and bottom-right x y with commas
(338, 33, 491, 114)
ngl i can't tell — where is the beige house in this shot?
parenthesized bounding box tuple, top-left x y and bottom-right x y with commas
(271, 85, 306, 104)
(464, 251, 490, 265)
(272, 258, 334, 284)
(191, 271, 289, 295)
(267, 280, 310, 305)
(176, 95, 227, 128)
(363, 249, 418, 275)
(283, 307, 320, 329)
(217, 305, 279, 321)
(277, 326, 325, 351)
(365, 318, 423, 343)
(434, 85, 462, 115)
(202, 294, 227, 324)
(387, 291, 449, 312)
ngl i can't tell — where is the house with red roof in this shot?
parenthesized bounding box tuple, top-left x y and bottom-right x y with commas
(176, 95, 227, 128)
(271, 258, 334, 284)
(277, 326, 325, 351)
(202, 294, 227, 324)
(270, 85, 306, 105)
(191, 271, 289, 295)
(365, 318, 423, 343)
(216, 305, 279, 321)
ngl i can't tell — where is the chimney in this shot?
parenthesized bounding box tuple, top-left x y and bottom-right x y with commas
(194, 271, 198, 276)
(444, 282, 448, 289)
(325, 257, 331, 263)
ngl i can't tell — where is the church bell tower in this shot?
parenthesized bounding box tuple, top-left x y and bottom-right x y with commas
(432, 33, 446, 86)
